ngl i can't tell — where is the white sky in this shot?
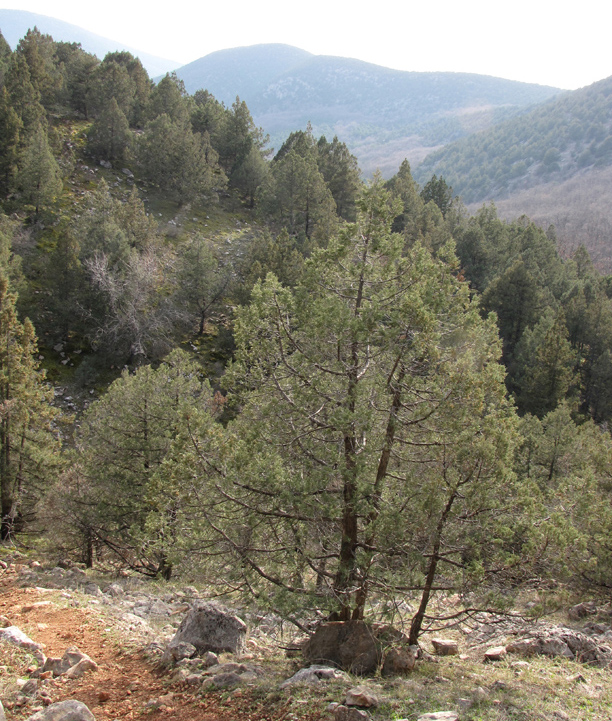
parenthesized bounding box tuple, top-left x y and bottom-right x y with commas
(2, 0, 610, 90)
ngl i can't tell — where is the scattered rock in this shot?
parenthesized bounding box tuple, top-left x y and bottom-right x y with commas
(163, 601, 246, 663)
(0, 626, 43, 652)
(43, 647, 97, 678)
(204, 672, 243, 689)
(279, 664, 347, 688)
(506, 627, 612, 666)
(568, 602, 597, 621)
(417, 714, 458, 721)
(26, 699, 96, 721)
(334, 706, 370, 721)
(303, 620, 413, 676)
(484, 646, 507, 662)
(21, 678, 39, 695)
(163, 641, 197, 663)
(345, 686, 378, 708)
(431, 639, 458, 656)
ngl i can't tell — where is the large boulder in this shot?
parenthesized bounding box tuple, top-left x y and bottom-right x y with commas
(303, 621, 415, 676)
(163, 601, 246, 664)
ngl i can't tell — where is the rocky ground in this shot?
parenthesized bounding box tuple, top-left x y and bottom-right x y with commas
(2, 555, 612, 721)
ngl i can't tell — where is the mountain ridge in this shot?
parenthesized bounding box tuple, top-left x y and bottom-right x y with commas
(173, 43, 562, 176)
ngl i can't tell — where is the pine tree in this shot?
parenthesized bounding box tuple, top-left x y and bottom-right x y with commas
(0, 275, 59, 539)
(204, 180, 519, 632)
(17, 121, 63, 218)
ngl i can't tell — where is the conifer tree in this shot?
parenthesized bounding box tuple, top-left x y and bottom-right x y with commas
(17, 121, 62, 218)
(0, 275, 59, 539)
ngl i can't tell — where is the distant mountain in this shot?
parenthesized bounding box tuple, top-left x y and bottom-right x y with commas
(413, 76, 612, 270)
(174, 44, 562, 176)
(0, 9, 180, 77)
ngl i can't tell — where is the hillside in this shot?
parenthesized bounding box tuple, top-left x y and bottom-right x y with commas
(414, 75, 612, 268)
(415, 75, 612, 202)
(174, 44, 561, 176)
(0, 9, 180, 76)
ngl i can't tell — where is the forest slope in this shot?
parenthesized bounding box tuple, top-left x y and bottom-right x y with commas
(415, 75, 612, 268)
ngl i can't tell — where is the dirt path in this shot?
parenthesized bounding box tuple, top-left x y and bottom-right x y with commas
(0, 567, 313, 721)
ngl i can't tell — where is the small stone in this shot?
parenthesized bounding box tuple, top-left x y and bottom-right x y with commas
(431, 638, 458, 656)
(345, 686, 378, 708)
(472, 686, 488, 702)
(207, 672, 243, 689)
(98, 691, 110, 702)
(484, 646, 507, 662)
(334, 705, 370, 721)
(417, 714, 459, 721)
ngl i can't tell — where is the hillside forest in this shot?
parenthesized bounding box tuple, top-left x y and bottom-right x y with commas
(3, 27, 612, 637)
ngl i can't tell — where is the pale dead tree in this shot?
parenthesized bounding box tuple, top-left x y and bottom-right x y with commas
(85, 246, 175, 363)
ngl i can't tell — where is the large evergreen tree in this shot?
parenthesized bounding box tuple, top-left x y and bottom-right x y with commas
(181, 180, 520, 634)
(0, 274, 59, 539)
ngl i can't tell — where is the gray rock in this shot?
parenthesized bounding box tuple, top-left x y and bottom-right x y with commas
(26, 699, 96, 721)
(334, 706, 369, 721)
(164, 642, 197, 663)
(279, 665, 347, 688)
(43, 647, 96, 678)
(0, 626, 43, 652)
(0, 700, 6, 721)
(21, 678, 39, 695)
(431, 639, 458, 656)
(417, 714, 458, 721)
(165, 601, 246, 659)
(345, 686, 378, 707)
(507, 626, 612, 666)
(484, 646, 507, 661)
(205, 672, 243, 689)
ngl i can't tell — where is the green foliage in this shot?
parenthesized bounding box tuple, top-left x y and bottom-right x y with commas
(212, 180, 520, 631)
(74, 349, 224, 577)
(0, 86, 22, 198)
(17, 121, 63, 218)
(0, 273, 60, 539)
(172, 236, 230, 335)
(86, 97, 131, 164)
(420, 174, 454, 217)
(137, 113, 225, 205)
(416, 76, 612, 202)
(258, 147, 337, 239)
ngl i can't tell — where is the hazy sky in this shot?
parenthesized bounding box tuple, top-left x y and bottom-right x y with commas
(2, 0, 610, 90)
